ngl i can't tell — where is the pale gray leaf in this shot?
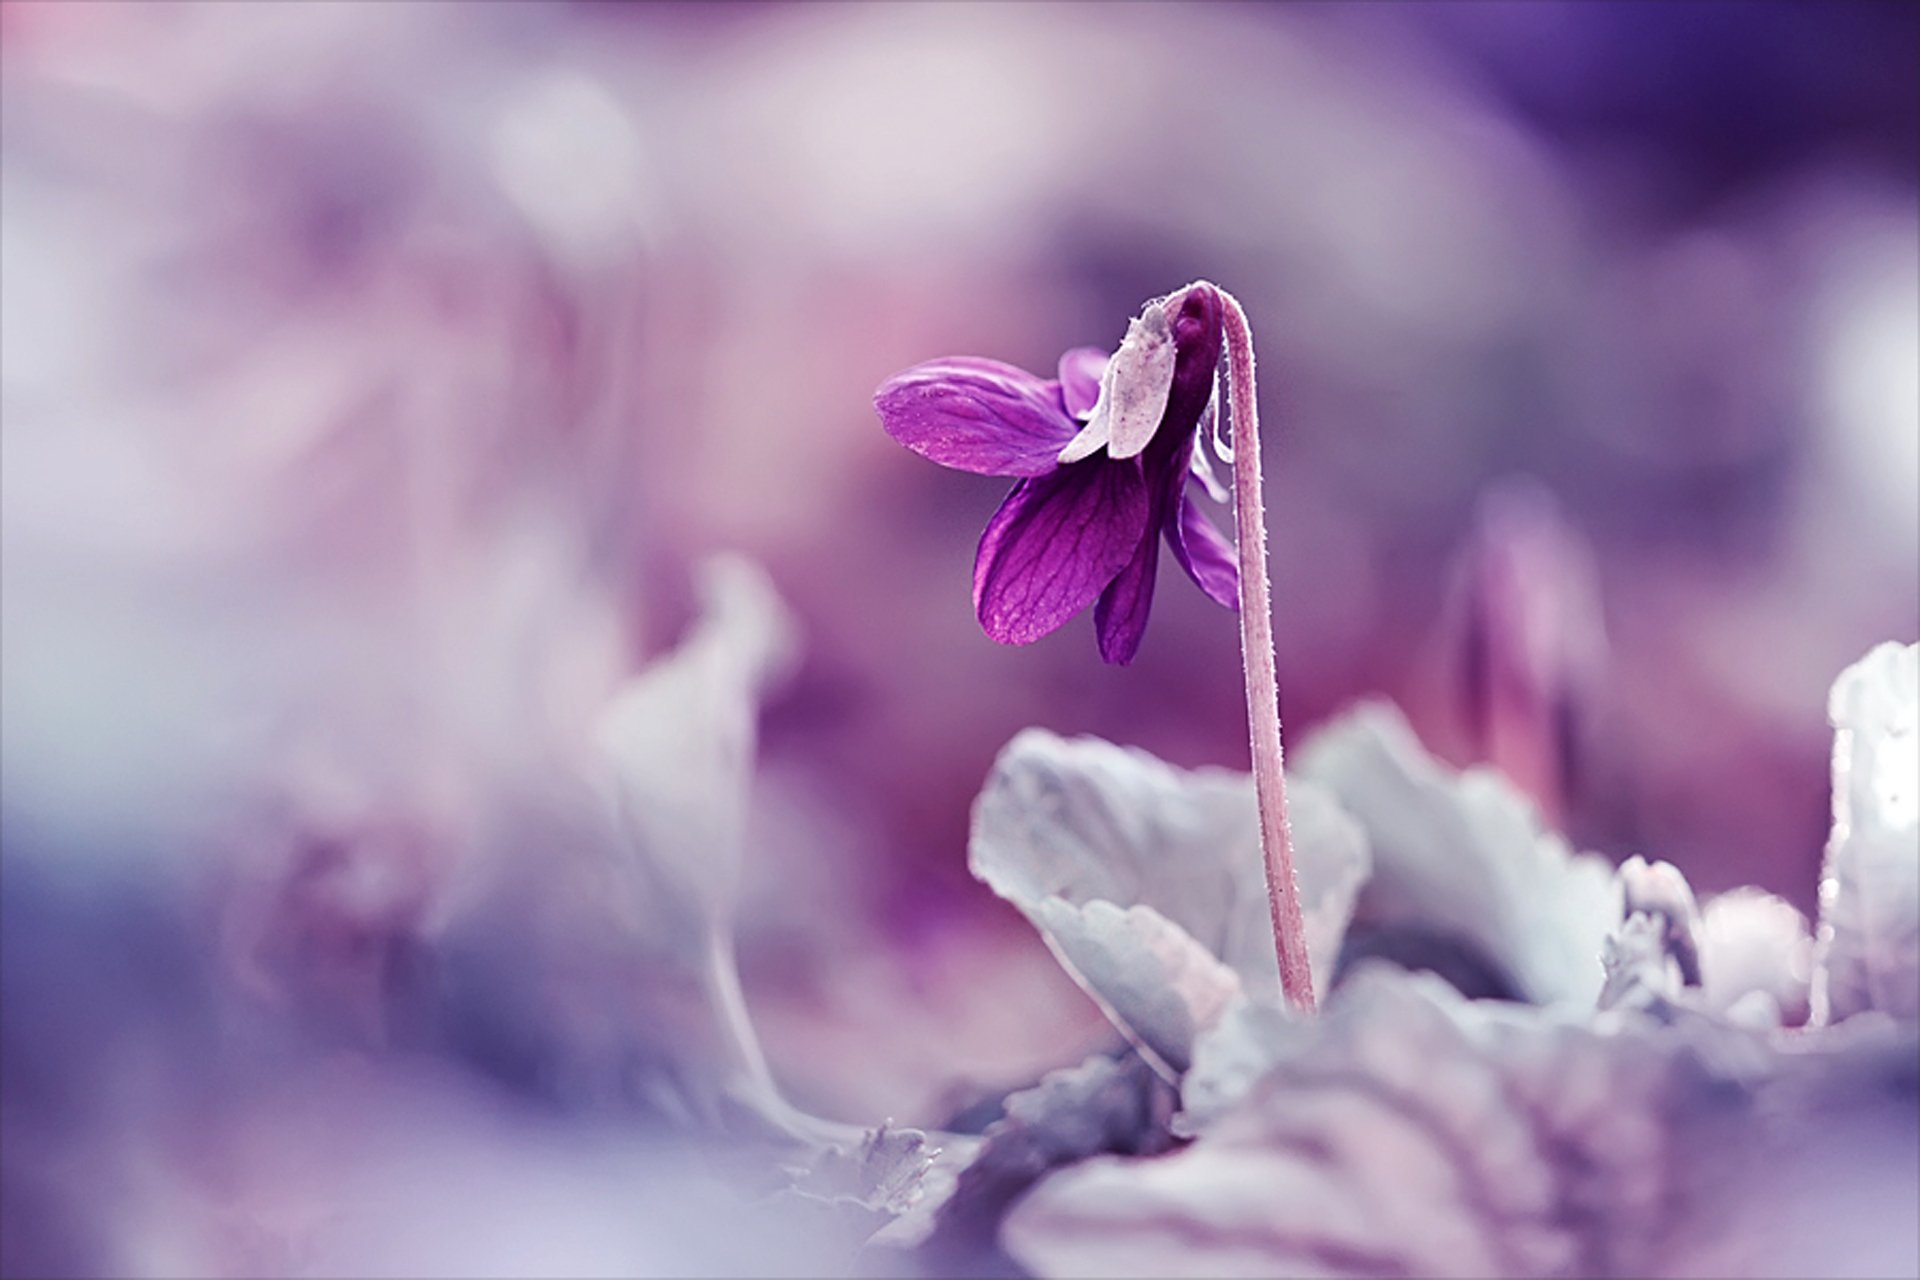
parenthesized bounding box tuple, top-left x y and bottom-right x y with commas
(596, 555, 798, 948)
(1598, 856, 1704, 1015)
(1699, 889, 1812, 1026)
(970, 729, 1370, 1073)
(589, 555, 818, 1138)
(1617, 855, 1703, 987)
(1814, 641, 1920, 1024)
(1599, 912, 1688, 1017)
(917, 1052, 1176, 1277)
(766, 1124, 941, 1276)
(1664, 1018, 1920, 1279)
(1025, 899, 1240, 1076)
(789, 1123, 938, 1218)
(1175, 997, 1310, 1136)
(1006, 967, 1919, 1279)
(1296, 702, 1616, 1006)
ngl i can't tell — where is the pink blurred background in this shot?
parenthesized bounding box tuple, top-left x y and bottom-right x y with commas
(2, 2, 1915, 1274)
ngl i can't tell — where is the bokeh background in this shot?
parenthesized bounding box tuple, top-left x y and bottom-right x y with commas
(3, 2, 1916, 1275)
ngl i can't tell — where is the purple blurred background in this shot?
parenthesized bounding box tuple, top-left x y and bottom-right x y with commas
(2, 2, 1916, 1274)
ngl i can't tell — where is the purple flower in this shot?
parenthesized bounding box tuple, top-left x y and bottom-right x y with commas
(875, 284, 1239, 664)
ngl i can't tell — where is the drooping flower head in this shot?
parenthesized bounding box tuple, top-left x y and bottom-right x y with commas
(875, 283, 1238, 664)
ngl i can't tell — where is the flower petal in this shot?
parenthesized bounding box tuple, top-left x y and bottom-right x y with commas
(1058, 347, 1106, 420)
(1156, 284, 1225, 461)
(875, 357, 1078, 476)
(1167, 494, 1239, 610)
(1096, 301, 1180, 460)
(1059, 301, 1179, 465)
(974, 459, 1151, 645)
(1094, 522, 1160, 664)
(1188, 393, 1231, 502)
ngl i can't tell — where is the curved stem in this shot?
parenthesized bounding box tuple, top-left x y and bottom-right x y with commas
(1218, 288, 1316, 1013)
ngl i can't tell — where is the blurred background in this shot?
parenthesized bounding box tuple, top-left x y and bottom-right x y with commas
(3, 2, 1916, 1275)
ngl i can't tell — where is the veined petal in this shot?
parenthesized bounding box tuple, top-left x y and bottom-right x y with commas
(1168, 492, 1239, 610)
(974, 460, 1152, 646)
(875, 357, 1078, 477)
(1058, 347, 1106, 420)
(1094, 521, 1161, 665)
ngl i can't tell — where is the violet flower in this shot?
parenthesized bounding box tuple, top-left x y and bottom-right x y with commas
(875, 284, 1238, 664)
(881, 279, 1320, 1013)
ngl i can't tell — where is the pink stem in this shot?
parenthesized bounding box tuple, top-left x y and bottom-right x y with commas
(1218, 288, 1316, 1013)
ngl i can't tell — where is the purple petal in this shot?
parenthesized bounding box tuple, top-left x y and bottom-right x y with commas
(974, 460, 1152, 646)
(1167, 493, 1239, 610)
(1157, 284, 1225, 457)
(1094, 522, 1160, 664)
(875, 357, 1078, 476)
(1057, 347, 1106, 420)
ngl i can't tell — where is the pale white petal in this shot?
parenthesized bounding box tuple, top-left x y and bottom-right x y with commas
(1056, 299, 1178, 464)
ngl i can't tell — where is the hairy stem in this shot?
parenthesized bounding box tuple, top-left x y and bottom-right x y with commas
(1218, 287, 1316, 1013)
